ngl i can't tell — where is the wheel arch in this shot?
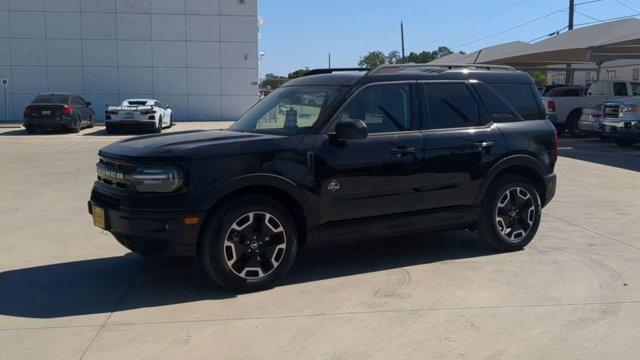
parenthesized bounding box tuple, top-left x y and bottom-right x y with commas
(197, 174, 317, 250)
(476, 155, 549, 207)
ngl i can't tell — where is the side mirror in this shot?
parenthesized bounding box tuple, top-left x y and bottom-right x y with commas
(86, 101, 92, 106)
(334, 120, 368, 140)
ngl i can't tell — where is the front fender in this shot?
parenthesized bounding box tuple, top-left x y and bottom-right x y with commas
(196, 173, 319, 228)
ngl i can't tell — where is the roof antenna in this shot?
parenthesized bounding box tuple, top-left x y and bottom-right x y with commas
(473, 49, 483, 64)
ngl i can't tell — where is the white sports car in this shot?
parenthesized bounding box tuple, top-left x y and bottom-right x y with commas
(105, 99, 173, 133)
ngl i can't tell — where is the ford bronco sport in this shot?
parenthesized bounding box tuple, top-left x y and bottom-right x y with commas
(89, 64, 558, 292)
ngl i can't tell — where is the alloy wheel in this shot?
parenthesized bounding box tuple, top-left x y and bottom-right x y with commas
(223, 212, 287, 279)
(495, 187, 536, 242)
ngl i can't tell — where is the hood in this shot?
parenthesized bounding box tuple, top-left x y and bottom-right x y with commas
(99, 130, 302, 161)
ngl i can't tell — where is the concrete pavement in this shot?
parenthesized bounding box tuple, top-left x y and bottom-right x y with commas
(0, 128, 639, 359)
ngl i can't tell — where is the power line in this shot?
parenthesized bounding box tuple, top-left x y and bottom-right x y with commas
(410, 0, 526, 51)
(574, 12, 640, 26)
(614, 0, 639, 13)
(453, 9, 567, 49)
(528, 26, 568, 42)
(574, 9, 603, 21)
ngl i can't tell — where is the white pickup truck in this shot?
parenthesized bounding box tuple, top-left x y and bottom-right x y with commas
(543, 80, 640, 137)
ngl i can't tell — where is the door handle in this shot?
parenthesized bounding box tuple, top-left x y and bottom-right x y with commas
(389, 147, 416, 157)
(474, 141, 494, 150)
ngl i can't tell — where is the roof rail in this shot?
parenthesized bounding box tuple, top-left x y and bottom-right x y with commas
(303, 68, 371, 77)
(368, 63, 516, 74)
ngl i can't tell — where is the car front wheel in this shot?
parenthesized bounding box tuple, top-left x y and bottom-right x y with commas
(199, 195, 298, 292)
(478, 175, 542, 251)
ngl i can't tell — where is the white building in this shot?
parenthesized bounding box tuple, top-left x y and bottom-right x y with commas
(0, 0, 259, 122)
(546, 60, 640, 86)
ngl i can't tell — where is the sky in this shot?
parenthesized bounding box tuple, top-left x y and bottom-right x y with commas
(257, 0, 639, 77)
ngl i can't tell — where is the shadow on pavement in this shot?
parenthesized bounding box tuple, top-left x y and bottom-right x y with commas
(559, 138, 640, 173)
(0, 231, 494, 319)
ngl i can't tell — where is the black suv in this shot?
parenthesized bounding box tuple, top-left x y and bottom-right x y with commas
(89, 64, 557, 292)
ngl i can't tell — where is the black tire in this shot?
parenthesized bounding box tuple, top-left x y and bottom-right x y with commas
(478, 175, 542, 252)
(615, 139, 636, 147)
(88, 115, 95, 128)
(69, 118, 81, 133)
(199, 195, 298, 293)
(154, 117, 162, 133)
(24, 126, 36, 134)
(566, 111, 584, 138)
(105, 124, 115, 134)
(554, 123, 566, 136)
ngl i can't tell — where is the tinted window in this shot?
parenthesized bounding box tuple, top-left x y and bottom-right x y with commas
(613, 82, 629, 96)
(32, 95, 69, 104)
(492, 84, 545, 120)
(424, 83, 479, 129)
(474, 82, 520, 122)
(154, 101, 165, 108)
(631, 83, 640, 96)
(232, 86, 343, 135)
(71, 97, 84, 106)
(338, 84, 412, 134)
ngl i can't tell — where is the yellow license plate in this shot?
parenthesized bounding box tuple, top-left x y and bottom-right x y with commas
(92, 205, 106, 230)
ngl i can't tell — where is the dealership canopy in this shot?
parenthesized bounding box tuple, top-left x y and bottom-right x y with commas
(428, 18, 640, 68)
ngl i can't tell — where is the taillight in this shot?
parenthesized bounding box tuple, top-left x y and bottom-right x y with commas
(551, 129, 558, 161)
(592, 111, 602, 118)
(24, 106, 36, 116)
(141, 109, 156, 115)
(547, 100, 556, 113)
(106, 110, 119, 115)
(62, 105, 73, 115)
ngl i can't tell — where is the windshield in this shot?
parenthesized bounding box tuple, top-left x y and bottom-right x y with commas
(231, 86, 344, 135)
(32, 95, 69, 104)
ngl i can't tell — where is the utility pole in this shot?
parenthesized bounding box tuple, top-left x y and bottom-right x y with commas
(566, 0, 575, 84)
(328, 53, 331, 69)
(400, 21, 406, 63)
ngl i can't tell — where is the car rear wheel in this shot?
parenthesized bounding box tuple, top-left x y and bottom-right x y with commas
(199, 195, 298, 293)
(567, 111, 584, 138)
(155, 117, 162, 133)
(478, 175, 542, 252)
(24, 126, 36, 134)
(69, 117, 81, 133)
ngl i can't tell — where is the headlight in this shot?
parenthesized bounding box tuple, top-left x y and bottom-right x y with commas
(130, 166, 183, 193)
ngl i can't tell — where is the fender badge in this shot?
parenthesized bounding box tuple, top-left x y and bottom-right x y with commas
(328, 179, 341, 192)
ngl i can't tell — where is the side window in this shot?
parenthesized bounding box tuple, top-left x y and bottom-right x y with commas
(492, 84, 545, 120)
(613, 82, 629, 96)
(424, 83, 479, 129)
(474, 82, 520, 122)
(72, 97, 84, 106)
(338, 84, 412, 134)
(631, 83, 640, 96)
(154, 101, 165, 108)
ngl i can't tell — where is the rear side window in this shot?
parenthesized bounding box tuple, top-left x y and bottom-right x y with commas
(32, 95, 69, 104)
(474, 82, 520, 122)
(613, 82, 629, 96)
(423, 83, 480, 129)
(492, 84, 545, 120)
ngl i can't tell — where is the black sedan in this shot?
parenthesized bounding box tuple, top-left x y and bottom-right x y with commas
(23, 93, 95, 134)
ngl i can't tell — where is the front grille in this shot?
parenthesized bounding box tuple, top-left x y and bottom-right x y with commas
(97, 157, 136, 191)
(603, 104, 621, 119)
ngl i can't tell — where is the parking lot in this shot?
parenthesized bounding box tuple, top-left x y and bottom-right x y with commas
(0, 124, 639, 359)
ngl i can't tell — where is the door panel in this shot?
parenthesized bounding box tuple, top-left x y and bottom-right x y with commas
(422, 126, 505, 209)
(315, 132, 424, 223)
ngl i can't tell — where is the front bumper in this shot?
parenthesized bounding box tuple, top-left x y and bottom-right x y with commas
(600, 119, 640, 140)
(543, 173, 556, 208)
(89, 190, 206, 259)
(105, 121, 157, 133)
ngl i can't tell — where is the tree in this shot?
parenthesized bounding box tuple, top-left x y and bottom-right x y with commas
(528, 71, 547, 85)
(406, 51, 436, 64)
(260, 73, 287, 90)
(358, 51, 389, 68)
(386, 50, 402, 65)
(433, 46, 453, 59)
(288, 68, 310, 79)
